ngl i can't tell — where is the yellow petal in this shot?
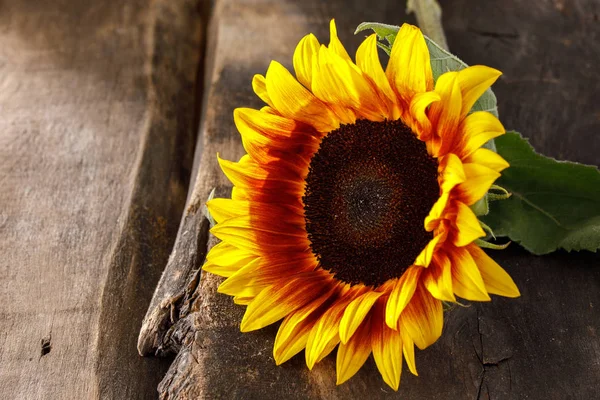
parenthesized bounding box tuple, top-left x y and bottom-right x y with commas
(293, 33, 320, 89)
(464, 148, 509, 172)
(234, 107, 319, 142)
(336, 318, 372, 385)
(458, 111, 505, 157)
(305, 297, 349, 369)
(356, 34, 398, 118)
(439, 153, 466, 193)
(233, 295, 255, 305)
(385, 266, 421, 330)
(468, 244, 520, 298)
(429, 71, 462, 156)
(206, 198, 249, 223)
(401, 328, 418, 376)
(234, 108, 320, 165)
(414, 233, 444, 268)
(252, 74, 274, 108)
(409, 91, 440, 140)
(208, 199, 303, 227)
(452, 201, 486, 247)
(240, 272, 328, 332)
(274, 316, 313, 365)
(265, 61, 338, 132)
(400, 284, 443, 350)
(424, 192, 450, 231)
(209, 214, 308, 255)
(217, 155, 303, 191)
(456, 163, 501, 205)
(328, 19, 351, 61)
(312, 45, 385, 121)
(450, 246, 491, 301)
(456, 65, 502, 118)
(386, 23, 433, 104)
(339, 291, 383, 344)
(423, 252, 456, 302)
(217, 258, 262, 295)
(371, 300, 403, 390)
(204, 242, 257, 278)
(274, 287, 335, 364)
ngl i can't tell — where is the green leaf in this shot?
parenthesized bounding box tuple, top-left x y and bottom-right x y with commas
(471, 196, 489, 216)
(482, 131, 600, 255)
(355, 22, 400, 46)
(203, 187, 217, 227)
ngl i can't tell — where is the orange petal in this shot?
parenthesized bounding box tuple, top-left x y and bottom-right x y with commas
(401, 328, 418, 376)
(385, 266, 421, 330)
(452, 201, 486, 247)
(217, 155, 303, 191)
(456, 65, 502, 118)
(423, 252, 456, 302)
(399, 283, 443, 350)
(273, 286, 337, 364)
(458, 111, 505, 158)
(409, 91, 440, 141)
(305, 295, 351, 369)
(336, 316, 372, 385)
(463, 148, 509, 173)
(312, 45, 385, 121)
(438, 153, 466, 193)
(456, 163, 501, 205)
(428, 71, 462, 156)
(424, 192, 450, 231)
(356, 34, 399, 118)
(371, 299, 403, 390)
(414, 232, 444, 268)
(339, 291, 383, 344)
(450, 246, 491, 301)
(217, 258, 263, 296)
(265, 61, 338, 132)
(241, 271, 329, 332)
(468, 244, 520, 298)
(386, 24, 433, 104)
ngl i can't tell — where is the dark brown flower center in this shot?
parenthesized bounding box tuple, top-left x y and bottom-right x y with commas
(302, 119, 439, 287)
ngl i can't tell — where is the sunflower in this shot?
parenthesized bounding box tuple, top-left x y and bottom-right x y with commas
(203, 20, 520, 390)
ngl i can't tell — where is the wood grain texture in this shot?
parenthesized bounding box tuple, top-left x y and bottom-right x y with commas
(0, 0, 204, 399)
(139, 0, 600, 398)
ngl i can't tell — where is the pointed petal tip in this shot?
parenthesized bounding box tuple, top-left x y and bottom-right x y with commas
(273, 353, 284, 366)
(335, 371, 354, 386)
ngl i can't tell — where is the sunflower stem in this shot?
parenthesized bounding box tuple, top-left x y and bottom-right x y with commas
(479, 220, 496, 240)
(406, 0, 449, 51)
(475, 238, 511, 250)
(488, 184, 512, 201)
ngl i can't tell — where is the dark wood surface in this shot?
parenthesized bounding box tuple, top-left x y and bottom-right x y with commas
(0, 0, 204, 398)
(1, 0, 598, 399)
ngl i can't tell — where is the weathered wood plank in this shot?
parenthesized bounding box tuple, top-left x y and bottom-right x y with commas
(0, 1, 204, 398)
(141, 0, 600, 398)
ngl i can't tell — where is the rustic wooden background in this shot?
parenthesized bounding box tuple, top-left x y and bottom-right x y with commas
(1, 0, 598, 399)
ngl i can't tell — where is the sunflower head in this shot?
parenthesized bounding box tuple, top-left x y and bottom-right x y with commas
(204, 20, 520, 390)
